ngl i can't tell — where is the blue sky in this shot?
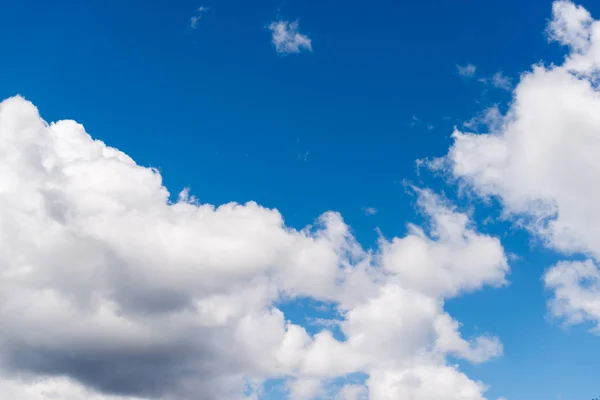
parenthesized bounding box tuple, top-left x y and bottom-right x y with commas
(1, 1, 600, 400)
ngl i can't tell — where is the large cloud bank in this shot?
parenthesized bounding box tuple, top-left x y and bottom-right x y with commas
(0, 95, 507, 400)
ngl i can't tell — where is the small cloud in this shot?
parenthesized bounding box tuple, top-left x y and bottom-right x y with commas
(507, 252, 521, 262)
(298, 150, 310, 162)
(409, 114, 420, 127)
(362, 207, 377, 216)
(268, 20, 312, 54)
(490, 71, 512, 90)
(190, 6, 209, 29)
(478, 71, 512, 91)
(190, 16, 201, 29)
(457, 63, 477, 77)
(409, 116, 434, 131)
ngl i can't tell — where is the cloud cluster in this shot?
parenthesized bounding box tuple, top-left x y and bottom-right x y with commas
(268, 21, 312, 54)
(0, 96, 507, 399)
(437, 0, 600, 332)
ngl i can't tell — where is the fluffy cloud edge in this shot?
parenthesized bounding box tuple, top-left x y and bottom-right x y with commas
(0, 94, 509, 399)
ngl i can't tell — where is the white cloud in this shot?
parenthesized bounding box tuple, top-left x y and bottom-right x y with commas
(268, 21, 312, 54)
(436, 0, 600, 333)
(462, 105, 504, 132)
(287, 378, 324, 400)
(544, 260, 600, 332)
(190, 6, 209, 29)
(367, 366, 487, 400)
(477, 72, 513, 90)
(547, 0, 592, 54)
(457, 63, 477, 77)
(457, 62, 511, 90)
(0, 96, 508, 399)
(362, 207, 377, 216)
(490, 72, 512, 90)
(190, 16, 201, 29)
(336, 383, 367, 400)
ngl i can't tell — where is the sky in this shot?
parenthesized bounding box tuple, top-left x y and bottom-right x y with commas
(0, 0, 600, 399)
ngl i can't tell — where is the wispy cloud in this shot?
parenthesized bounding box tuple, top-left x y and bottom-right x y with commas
(409, 115, 434, 131)
(456, 63, 477, 77)
(268, 20, 312, 54)
(463, 105, 503, 131)
(409, 114, 420, 127)
(457, 62, 512, 91)
(466, 69, 513, 91)
(298, 150, 310, 162)
(362, 207, 377, 216)
(489, 71, 512, 90)
(190, 6, 209, 29)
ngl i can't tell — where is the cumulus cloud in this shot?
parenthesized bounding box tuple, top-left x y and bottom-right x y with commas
(268, 21, 312, 54)
(367, 366, 488, 400)
(435, 0, 600, 332)
(0, 96, 508, 399)
(457, 63, 477, 77)
(544, 260, 600, 332)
